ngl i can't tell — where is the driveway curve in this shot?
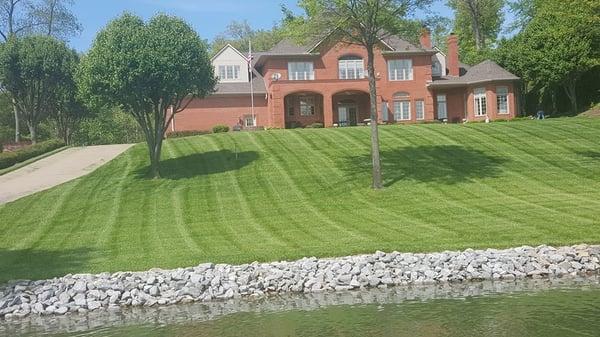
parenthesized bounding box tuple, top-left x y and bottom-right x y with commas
(0, 144, 133, 205)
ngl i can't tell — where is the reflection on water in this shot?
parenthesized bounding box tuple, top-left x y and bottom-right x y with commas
(3, 276, 600, 337)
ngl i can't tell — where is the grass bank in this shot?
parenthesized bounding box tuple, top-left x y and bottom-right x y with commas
(1, 118, 599, 282)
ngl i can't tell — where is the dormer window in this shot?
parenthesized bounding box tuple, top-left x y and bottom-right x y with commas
(339, 56, 365, 80)
(432, 60, 442, 77)
(218, 65, 241, 81)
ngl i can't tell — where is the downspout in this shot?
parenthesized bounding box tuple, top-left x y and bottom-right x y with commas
(170, 106, 175, 132)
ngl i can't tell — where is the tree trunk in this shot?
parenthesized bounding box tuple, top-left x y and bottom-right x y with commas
(28, 124, 37, 144)
(366, 47, 383, 190)
(563, 79, 578, 114)
(466, 0, 483, 50)
(13, 101, 20, 143)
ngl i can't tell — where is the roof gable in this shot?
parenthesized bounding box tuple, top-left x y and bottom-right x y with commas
(211, 44, 248, 62)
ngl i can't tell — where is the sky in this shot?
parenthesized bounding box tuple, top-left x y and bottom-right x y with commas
(69, 0, 455, 52)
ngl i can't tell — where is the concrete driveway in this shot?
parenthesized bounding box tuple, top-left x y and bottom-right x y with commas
(0, 144, 134, 205)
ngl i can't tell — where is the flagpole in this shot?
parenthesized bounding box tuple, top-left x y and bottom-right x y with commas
(249, 40, 255, 127)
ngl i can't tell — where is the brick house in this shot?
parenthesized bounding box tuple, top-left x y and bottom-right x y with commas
(170, 31, 519, 132)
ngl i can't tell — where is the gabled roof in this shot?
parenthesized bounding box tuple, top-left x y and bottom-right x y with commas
(429, 60, 519, 87)
(211, 43, 248, 61)
(255, 33, 435, 66)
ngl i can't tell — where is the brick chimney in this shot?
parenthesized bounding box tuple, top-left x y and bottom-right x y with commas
(447, 33, 460, 77)
(419, 27, 432, 49)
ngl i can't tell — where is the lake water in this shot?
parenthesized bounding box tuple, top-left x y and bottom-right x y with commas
(3, 277, 600, 337)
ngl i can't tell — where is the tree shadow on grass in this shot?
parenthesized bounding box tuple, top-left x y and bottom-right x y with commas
(343, 145, 508, 187)
(577, 151, 600, 160)
(0, 248, 94, 284)
(135, 150, 259, 180)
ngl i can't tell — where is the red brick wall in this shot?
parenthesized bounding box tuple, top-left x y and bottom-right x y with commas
(267, 40, 436, 127)
(465, 82, 517, 121)
(171, 95, 268, 132)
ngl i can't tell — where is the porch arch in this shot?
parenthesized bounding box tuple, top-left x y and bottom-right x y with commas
(283, 91, 325, 129)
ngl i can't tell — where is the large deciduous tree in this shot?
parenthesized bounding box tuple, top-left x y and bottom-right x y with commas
(0, 0, 80, 143)
(447, 0, 504, 64)
(495, 0, 599, 114)
(288, 0, 430, 189)
(0, 35, 77, 143)
(211, 20, 284, 54)
(78, 14, 217, 178)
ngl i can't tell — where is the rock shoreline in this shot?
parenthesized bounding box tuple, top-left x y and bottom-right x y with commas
(1, 244, 599, 320)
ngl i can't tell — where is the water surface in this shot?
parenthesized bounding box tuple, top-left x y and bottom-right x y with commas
(3, 277, 600, 337)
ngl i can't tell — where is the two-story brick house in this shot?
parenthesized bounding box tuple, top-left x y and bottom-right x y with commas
(170, 31, 519, 132)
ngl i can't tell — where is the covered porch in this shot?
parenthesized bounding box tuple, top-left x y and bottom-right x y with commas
(284, 92, 325, 128)
(331, 90, 371, 127)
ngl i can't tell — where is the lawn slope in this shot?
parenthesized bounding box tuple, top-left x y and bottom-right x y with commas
(1, 118, 600, 282)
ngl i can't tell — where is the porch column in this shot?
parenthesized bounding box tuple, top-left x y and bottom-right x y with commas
(324, 93, 334, 127)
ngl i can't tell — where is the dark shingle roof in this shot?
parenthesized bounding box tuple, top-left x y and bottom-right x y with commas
(430, 60, 519, 87)
(461, 60, 519, 82)
(214, 70, 266, 95)
(267, 40, 313, 55)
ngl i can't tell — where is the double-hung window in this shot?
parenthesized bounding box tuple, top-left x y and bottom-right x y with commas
(339, 57, 365, 79)
(394, 100, 411, 121)
(388, 59, 413, 81)
(218, 65, 241, 81)
(288, 62, 314, 80)
(300, 96, 316, 116)
(474, 88, 487, 116)
(437, 95, 447, 119)
(244, 115, 256, 127)
(496, 87, 509, 114)
(415, 100, 425, 120)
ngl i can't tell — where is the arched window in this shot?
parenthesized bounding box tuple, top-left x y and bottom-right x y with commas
(339, 56, 365, 80)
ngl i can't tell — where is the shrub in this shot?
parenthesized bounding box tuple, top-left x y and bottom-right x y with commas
(212, 125, 230, 133)
(72, 109, 143, 145)
(305, 122, 324, 129)
(166, 130, 210, 139)
(0, 139, 65, 169)
(0, 125, 12, 153)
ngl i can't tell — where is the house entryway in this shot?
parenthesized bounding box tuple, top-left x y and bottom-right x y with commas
(338, 103, 359, 126)
(332, 91, 370, 127)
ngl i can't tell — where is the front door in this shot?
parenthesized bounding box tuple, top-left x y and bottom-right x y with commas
(339, 105, 358, 126)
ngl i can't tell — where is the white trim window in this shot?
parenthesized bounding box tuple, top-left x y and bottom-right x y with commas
(388, 59, 413, 81)
(339, 57, 365, 79)
(244, 115, 256, 127)
(437, 95, 447, 119)
(288, 62, 314, 80)
(415, 100, 425, 120)
(218, 65, 241, 81)
(300, 96, 316, 116)
(474, 87, 487, 116)
(496, 86, 509, 114)
(394, 100, 411, 121)
(432, 61, 442, 77)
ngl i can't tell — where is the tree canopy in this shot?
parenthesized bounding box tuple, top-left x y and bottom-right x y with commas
(0, 35, 77, 143)
(211, 20, 284, 55)
(78, 13, 217, 178)
(494, 0, 600, 114)
(447, 0, 505, 64)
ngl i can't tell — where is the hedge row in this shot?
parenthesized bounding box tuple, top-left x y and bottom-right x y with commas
(0, 139, 65, 170)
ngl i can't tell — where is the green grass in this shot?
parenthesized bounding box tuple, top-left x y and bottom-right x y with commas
(1, 118, 600, 282)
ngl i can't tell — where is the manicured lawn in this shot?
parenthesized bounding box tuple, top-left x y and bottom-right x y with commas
(1, 118, 600, 282)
